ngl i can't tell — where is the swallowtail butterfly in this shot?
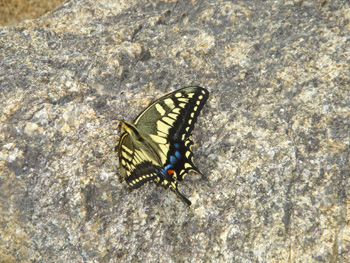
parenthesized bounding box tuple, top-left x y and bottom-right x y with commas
(117, 86, 209, 205)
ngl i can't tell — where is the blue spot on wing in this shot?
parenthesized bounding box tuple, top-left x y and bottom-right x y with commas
(170, 155, 177, 165)
(175, 151, 181, 159)
(164, 164, 173, 171)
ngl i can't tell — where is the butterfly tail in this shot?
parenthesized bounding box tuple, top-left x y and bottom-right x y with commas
(197, 169, 208, 181)
(173, 188, 192, 206)
(168, 181, 191, 205)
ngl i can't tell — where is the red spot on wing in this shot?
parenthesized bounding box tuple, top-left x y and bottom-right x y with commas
(167, 169, 175, 176)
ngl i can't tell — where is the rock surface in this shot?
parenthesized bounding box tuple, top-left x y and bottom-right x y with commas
(1, 0, 349, 262)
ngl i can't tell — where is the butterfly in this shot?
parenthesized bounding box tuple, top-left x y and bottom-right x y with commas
(117, 86, 209, 205)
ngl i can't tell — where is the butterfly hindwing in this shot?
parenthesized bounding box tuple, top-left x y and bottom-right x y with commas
(163, 139, 201, 181)
(117, 86, 209, 205)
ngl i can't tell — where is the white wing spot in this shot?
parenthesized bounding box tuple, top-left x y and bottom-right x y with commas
(123, 152, 132, 162)
(187, 93, 195, 98)
(122, 145, 133, 155)
(157, 120, 171, 133)
(134, 150, 146, 162)
(155, 104, 166, 115)
(175, 92, 182, 98)
(179, 103, 186, 108)
(193, 106, 198, 111)
(159, 144, 170, 162)
(168, 113, 178, 119)
(133, 154, 141, 163)
(184, 163, 192, 169)
(164, 98, 175, 108)
(163, 116, 175, 126)
(173, 108, 181, 114)
(157, 129, 168, 137)
(150, 134, 167, 144)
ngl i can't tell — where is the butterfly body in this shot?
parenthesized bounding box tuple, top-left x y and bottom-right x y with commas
(117, 86, 209, 205)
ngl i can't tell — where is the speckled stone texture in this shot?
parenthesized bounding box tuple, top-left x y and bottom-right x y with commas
(1, 0, 349, 262)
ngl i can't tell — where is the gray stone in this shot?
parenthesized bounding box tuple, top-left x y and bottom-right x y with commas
(1, 0, 349, 262)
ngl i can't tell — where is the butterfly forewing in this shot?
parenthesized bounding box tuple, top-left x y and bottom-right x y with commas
(134, 87, 209, 141)
(118, 86, 209, 205)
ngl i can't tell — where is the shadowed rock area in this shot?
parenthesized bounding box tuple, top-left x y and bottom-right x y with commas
(0, 0, 349, 262)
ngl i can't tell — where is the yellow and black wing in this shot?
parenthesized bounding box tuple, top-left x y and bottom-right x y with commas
(117, 86, 209, 205)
